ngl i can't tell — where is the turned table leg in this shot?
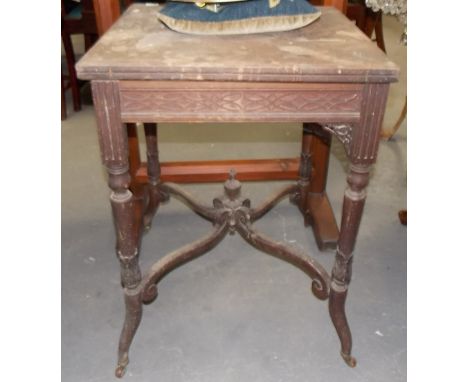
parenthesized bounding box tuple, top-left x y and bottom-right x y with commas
(127, 123, 146, 240)
(325, 83, 390, 366)
(110, 177, 143, 378)
(302, 123, 340, 251)
(91, 81, 144, 378)
(297, 130, 313, 218)
(143, 123, 162, 231)
(329, 164, 369, 367)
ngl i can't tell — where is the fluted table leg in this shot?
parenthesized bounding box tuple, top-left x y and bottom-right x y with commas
(91, 81, 143, 378)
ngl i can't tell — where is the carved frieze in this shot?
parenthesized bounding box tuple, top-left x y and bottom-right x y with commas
(122, 90, 361, 114)
(119, 83, 363, 122)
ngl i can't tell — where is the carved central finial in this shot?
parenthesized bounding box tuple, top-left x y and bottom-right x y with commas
(224, 168, 241, 201)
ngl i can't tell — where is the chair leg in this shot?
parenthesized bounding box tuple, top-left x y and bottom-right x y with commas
(364, 9, 386, 53)
(345, 3, 366, 31)
(364, 9, 377, 38)
(346, 3, 386, 53)
(398, 210, 407, 226)
(374, 11, 386, 53)
(61, 71, 67, 121)
(381, 96, 407, 139)
(84, 33, 99, 51)
(62, 32, 81, 112)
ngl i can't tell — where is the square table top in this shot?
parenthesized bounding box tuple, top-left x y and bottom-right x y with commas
(76, 3, 399, 83)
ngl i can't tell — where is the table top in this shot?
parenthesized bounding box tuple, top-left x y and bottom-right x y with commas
(76, 3, 399, 83)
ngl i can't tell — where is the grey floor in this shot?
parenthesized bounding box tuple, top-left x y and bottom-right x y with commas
(62, 15, 407, 382)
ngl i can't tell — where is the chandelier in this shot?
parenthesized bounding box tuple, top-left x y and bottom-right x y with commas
(365, 0, 407, 44)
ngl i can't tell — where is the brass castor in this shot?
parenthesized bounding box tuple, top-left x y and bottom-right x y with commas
(115, 353, 129, 378)
(115, 364, 126, 378)
(341, 351, 357, 367)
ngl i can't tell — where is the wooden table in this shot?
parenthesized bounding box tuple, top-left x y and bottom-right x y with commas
(77, 4, 398, 377)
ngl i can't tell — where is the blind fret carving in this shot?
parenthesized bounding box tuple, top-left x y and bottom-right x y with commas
(120, 89, 362, 117)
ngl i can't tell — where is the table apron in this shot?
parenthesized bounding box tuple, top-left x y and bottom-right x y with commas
(118, 81, 364, 124)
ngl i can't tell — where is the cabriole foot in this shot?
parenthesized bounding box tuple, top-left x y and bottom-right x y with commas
(115, 353, 128, 378)
(340, 351, 357, 367)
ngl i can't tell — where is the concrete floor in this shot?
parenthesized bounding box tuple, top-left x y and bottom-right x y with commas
(62, 15, 407, 382)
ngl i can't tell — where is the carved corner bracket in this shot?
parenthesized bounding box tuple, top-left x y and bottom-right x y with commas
(322, 124, 353, 156)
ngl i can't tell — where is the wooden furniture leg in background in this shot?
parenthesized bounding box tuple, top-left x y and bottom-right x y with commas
(381, 96, 407, 140)
(61, 73, 67, 120)
(61, 29, 81, 113)
(398, 209, 407, 225)
(364, 7, 386, 53)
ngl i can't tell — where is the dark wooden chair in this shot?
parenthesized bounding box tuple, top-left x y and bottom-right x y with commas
(311, 0, 385, 52)
(61, 0, 99, 120)
(346, 0, 386, 52)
